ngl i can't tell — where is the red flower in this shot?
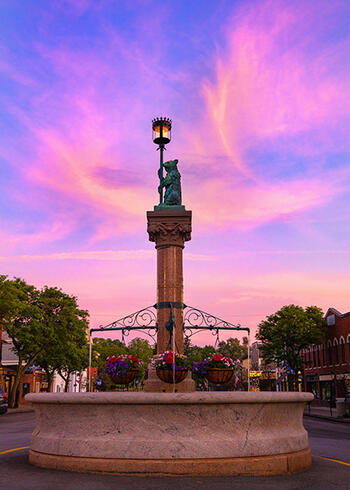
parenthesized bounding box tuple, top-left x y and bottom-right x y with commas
(214, 354, 224, 362)
(129, 355, 139, 364)
(165, 353, 174, 365)
(109, 356, 117, 363)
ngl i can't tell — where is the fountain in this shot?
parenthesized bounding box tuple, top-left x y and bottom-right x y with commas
(26, 118, 313, 476)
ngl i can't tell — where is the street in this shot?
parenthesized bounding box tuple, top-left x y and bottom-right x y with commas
(0, 412, 349, 489)
(303, 416, 350, 464)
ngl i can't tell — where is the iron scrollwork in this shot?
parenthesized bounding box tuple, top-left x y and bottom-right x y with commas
(183, 305, 249, 340)
(91, 305, 158, 342)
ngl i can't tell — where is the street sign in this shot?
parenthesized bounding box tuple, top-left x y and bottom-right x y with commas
(249, 371, 262, 377)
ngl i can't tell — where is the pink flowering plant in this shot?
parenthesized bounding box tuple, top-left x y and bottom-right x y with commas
(151, 351, 191, 371)
(192, 354, 241, 377)
(104, 354, 143, 378)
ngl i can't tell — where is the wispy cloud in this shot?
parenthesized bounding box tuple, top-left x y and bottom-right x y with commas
(0, 249, 213, 262)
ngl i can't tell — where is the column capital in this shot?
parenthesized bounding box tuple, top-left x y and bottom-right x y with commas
(147, 209, 192, 249)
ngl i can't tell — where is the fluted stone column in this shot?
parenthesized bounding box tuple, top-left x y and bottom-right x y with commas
(144, 208, 195, 392)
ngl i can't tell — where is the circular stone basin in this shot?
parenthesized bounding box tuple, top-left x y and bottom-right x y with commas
(26, 391, 313, 477)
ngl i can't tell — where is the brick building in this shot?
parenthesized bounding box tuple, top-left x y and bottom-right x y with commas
(302, 308, 350, 403)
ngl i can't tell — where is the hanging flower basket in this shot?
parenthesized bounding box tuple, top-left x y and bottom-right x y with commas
(156, 368, 188, 384)
(104, 355, 143, 386)
(206, 368, 234, 384)
(151, 351, 191, 384)
(193, 354, 240, 385)
(110, 369, 139, 385)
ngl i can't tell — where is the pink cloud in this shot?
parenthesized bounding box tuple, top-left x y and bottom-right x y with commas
(186, 172, 343, 230)
(202, 1, 350, 162)
(0, 221, 74, 254)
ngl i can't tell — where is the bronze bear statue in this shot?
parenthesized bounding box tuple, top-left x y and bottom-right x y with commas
(158, 159, 182, 206)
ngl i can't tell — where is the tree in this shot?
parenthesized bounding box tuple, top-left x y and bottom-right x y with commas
(0, 277, 90, 405)
(0, 276, 46, 407)
(256, 305, 327, 390)
(184, 338, 215, 362)
(127, 337, 153, 366)
(36, 287, 89, 392)
(218, 337, 248, 361)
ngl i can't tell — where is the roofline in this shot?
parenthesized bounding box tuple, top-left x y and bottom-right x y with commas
(325, 307, 350, 318)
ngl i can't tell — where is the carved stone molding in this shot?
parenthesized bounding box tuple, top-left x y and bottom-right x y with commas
(147, 210, 192, 248)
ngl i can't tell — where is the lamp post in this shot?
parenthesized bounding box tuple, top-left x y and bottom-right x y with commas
(152, 117, 172, 205)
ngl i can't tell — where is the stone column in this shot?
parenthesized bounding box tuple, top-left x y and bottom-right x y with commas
(144, 208, 195, 392)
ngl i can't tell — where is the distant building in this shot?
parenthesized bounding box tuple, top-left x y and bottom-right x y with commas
(0, 331, 47, 405)
(302, 308, 350, 403)
(248, 341, 277, 391)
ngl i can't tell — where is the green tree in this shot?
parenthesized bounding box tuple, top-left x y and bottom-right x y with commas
(127, 337, 153, 366)
(0, 276, 45, 407)
(184, 338, 216, 362)
(36, 287, 89, 392)
(218, 337, 248, 361)
(57, 342, 89, 392)
(0, 276, 89, 405)
(256, 305, 327, 390)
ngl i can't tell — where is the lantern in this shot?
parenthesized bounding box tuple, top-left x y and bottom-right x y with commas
(152, 117, 172, 146)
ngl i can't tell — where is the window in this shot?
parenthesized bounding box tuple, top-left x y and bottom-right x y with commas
(313, 346, 317, 367)
(317, 346, 321, 367)
(328, 341, 333, 365)
(340, 338, 346, 364)
(22, 383, 30, 397)
(322, 344, 326, 366)
(334, 339, 339, 365)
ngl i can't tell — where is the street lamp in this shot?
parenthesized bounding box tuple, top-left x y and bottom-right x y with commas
(152, 117, 172, 204)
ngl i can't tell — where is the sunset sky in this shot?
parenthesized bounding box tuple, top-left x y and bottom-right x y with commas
(1, 0, 350, 343)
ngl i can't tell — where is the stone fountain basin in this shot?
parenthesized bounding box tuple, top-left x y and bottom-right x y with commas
(26, 391, 313, 476)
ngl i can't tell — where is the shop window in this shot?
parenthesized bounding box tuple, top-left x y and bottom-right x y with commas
(340, 338, 346, 364)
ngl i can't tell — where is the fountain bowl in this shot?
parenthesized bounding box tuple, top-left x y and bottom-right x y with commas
(26, 391, 313, 476)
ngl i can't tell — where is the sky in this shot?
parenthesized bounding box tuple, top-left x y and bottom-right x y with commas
(1, 0, 350, 344)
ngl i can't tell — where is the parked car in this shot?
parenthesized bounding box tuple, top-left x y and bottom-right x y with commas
(0, 384, 8, 414)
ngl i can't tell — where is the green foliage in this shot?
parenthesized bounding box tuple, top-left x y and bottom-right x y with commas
(36, 287, 89, 392)
(0, 276, 89, 404)
(127, 337, 154, 367)
(184, 336, 247, 363)
(217, 337, 247, 361)
(256, 304, 327, 389)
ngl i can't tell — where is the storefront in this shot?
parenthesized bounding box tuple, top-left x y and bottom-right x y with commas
(305, 374, 319, 400)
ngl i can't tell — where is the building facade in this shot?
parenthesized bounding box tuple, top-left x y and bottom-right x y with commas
(1, 331, 47, 405)
(248, 341, 277, 391)
(302, 308, 350, 404)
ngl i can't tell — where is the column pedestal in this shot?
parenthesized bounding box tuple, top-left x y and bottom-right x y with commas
(143, 207, 195, 393)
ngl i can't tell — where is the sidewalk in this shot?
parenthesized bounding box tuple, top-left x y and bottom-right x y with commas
(304, 405, 350, 423)
(5, 405, 34, 415)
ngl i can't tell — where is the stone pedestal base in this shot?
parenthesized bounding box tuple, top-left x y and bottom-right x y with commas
(29, 447, 311, 476)
(143, 367, 195, 393)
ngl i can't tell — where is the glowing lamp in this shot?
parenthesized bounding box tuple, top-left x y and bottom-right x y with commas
(152, 117, 172, 146)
